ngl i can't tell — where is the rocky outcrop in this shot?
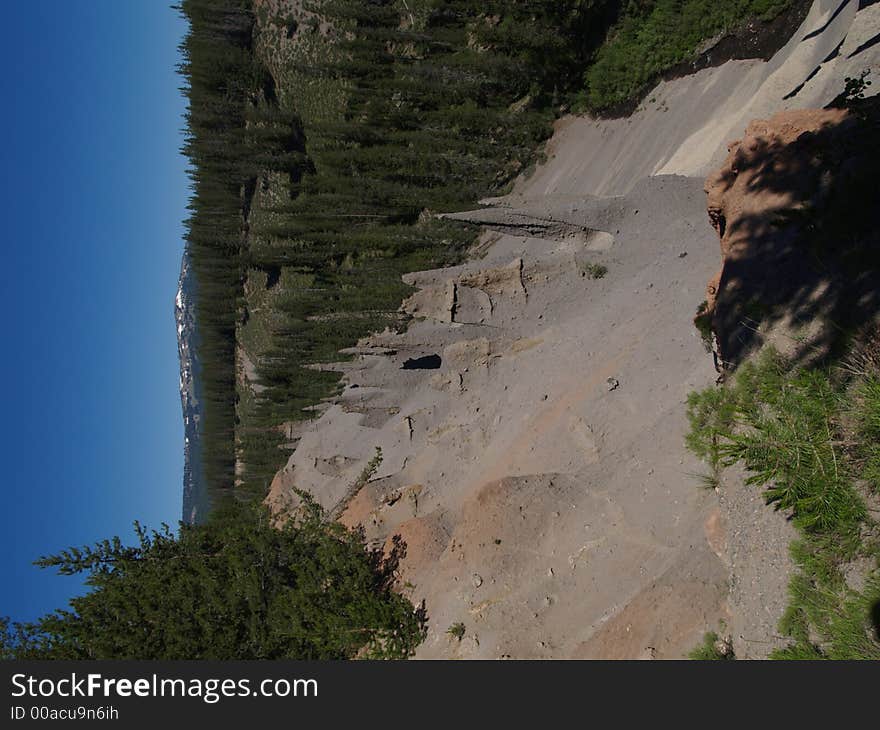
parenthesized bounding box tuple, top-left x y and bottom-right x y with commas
(701, 104, 880, 367)
(402, 258, 527, 325)
(703, 107, 849, 365)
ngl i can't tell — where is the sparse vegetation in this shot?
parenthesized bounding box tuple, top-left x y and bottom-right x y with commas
(694, 300, 714, 352)
(329, 447, 384, 520)
(582, 0, 794, 111)
(688, 631, 735, 660)
(446, 622, 466, 641)
(581, 262, 608, 280)
(686, 345, 880, 659)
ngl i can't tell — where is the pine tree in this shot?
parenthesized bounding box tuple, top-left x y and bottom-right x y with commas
(4, 498, 426, 660)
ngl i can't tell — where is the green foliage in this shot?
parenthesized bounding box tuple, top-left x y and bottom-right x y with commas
(694, 300, 713, 352)
(176, 0, 289, 500)
(688, 349, 865, 537)
(356, 447, 383, 489)
(582, 0, 792, 111)
(226, 1, 628, 494)
(685, 346, 880, 659)
(3, 498, 426, 660)
(685, 384, 736, 474)
(721, 369, 864, 535)
(688, 631, 734, 660)
(580, 262, 608, 279)
(773, 540, 880, 660)
(446, 622, 466, 641)
(0, 617, 18, 660)
(852, 376, 880, 450)
(840, 373, 880, 496)
(329, 447, 384, 520)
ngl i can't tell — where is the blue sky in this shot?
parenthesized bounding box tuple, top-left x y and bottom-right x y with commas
(0, 2, 188, 622)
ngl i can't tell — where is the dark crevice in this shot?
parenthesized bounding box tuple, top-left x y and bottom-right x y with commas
(401, 354, 442, 370)
(265, 266, 281, 290)
(848, 31, 880, 58)
(781, 37, 844, 101)
(802, 0, 853, 41)
(783, 64, 823, 99)
(823, 37, 845, 62)
(261, 70, 277, 105)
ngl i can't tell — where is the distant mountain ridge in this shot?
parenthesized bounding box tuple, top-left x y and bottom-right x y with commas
(175, 251, 206, 524)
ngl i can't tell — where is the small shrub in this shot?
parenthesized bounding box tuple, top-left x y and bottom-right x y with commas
(685, 386, 736, 474)
(446, 622, 466, 641)
(694, 300, 713, 352)
(773, 540, 880, 660)
(849, 375, 880, 493)
(720, 369, 865, 535)
(685, 344, 880, 659)
(689, 470, 720, 491)
(580, 262, 607, 279)
(329, 447, 383, 520)
(688, 631, 734, 660)
(687, 350, 864, 536)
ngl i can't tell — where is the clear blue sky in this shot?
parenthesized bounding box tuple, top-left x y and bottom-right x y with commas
(0, 2, 188, 622)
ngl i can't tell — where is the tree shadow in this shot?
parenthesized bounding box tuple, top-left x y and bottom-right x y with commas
(709, 96, 880, 368)
(847, 30, 880, 59)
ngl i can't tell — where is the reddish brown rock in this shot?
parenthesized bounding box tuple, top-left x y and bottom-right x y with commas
(381, 513, 451, 582)
(702, 108, 854, 366)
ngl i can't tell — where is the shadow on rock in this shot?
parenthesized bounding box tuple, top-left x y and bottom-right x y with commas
(702, 96, 880, 369)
